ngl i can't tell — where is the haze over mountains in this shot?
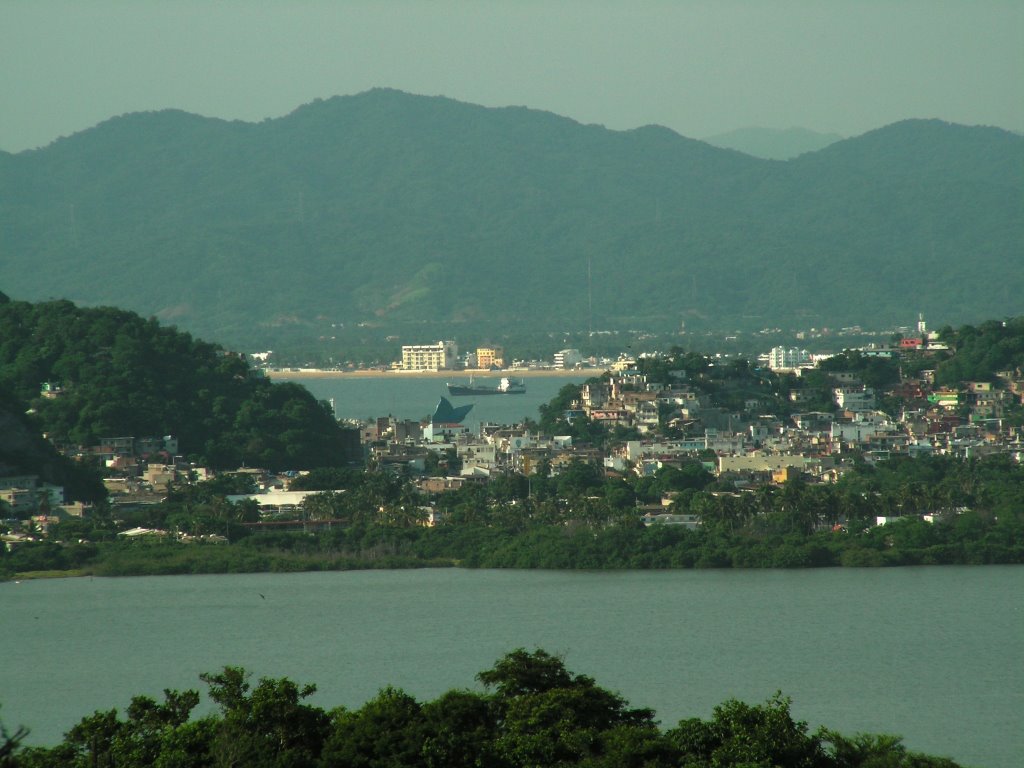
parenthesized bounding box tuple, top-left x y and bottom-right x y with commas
(701, 127, 844, 160)
(1, 89, 1021, 348)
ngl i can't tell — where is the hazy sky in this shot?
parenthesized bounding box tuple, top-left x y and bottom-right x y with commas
(2, 1, 1021, 153)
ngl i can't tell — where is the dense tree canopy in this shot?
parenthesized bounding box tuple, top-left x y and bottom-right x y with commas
(0, 381, 106, 501)
(0, 299, 356, 470)
(934, 317, 1024, 386)
(3, 649, 965, 767)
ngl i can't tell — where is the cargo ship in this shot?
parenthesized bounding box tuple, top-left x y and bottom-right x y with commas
(447, 376, 526, 396)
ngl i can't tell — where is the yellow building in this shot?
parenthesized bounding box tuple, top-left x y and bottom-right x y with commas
(476, 346, 504, 369)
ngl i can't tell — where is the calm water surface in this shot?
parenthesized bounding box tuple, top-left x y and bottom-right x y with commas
(1, 567, 1021, 767)
(280, 373, 590, 427)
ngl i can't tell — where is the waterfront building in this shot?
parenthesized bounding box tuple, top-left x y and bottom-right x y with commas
(401, 341, 458, 371)
(553, 348, 583, 369)
(476, 346, 504, 369)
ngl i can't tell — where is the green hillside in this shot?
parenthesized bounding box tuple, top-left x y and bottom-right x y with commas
(0, 299, 356, 471)
(0, 383, 106, 502)
(1, 90, 1021, 347)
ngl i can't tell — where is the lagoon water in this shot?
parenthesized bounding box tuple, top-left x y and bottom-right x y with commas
(279, 373, 590, 428)
(2, 566, 1022, 767)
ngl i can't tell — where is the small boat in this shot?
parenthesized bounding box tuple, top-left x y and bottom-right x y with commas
(447, 376, 526, 396)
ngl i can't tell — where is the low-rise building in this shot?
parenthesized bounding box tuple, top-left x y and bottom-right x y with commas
(717, 453, 808, 475)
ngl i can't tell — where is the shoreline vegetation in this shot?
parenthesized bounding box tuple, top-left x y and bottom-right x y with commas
(8, 513, 1022, 581)
(7, 445, 1024, 581)
(8, 448, 1024, 581)
(1, 649, 966, 767)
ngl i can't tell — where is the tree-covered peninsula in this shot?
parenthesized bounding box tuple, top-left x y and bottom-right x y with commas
(0, 298, 355, 472)
(2, 649, 964, 767)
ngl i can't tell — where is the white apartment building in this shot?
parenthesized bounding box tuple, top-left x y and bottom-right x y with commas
(401, 341, 458, 371)
(834, 386, 876, 412)
(553, 348, 583, 369)
(768, 346, 811, 371)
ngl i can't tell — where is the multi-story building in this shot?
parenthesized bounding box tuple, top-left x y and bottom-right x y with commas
(580, 382, 607, 409)
(768, 346, 811, 371)
(476, 346, 504, 369)
(553, 348, 583, 369)
(0, 475, 38, 492)
(834, 386, 876, 412)
(401, 341, 458, 371)
(0, 482, 63, 515)
(0, 488, 39, 516)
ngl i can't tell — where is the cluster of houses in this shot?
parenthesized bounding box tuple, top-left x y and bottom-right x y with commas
(363, 362, 1024, 491)
(0, 434, 209, 549)
(6, 340, 1024, 548)
(0, 473, 85, 550)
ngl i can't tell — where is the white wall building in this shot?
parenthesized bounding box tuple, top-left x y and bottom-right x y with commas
(834, 386, 876, 412)
(553, 348, 583, 369)
(768, 346, 811, 371)
(830, 417, 895, 444)
(401, 341, 458, 371)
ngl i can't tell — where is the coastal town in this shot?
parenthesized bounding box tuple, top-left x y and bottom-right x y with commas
(5, 7, 1022, 766)
(4, 315, 1024, 551)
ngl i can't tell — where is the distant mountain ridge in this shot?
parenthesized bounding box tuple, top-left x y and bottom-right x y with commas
(702, 126, 844, 159)
(1, 89, 1021, 347)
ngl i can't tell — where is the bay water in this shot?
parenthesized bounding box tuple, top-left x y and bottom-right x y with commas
(278, 373, 590, 428)
(2, 566, 1021, 767)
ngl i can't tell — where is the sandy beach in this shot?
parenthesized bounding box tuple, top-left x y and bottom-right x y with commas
(267, 368, 598, 380)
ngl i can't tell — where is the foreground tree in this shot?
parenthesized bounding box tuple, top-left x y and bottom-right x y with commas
(200, 667, 330, 768)
(1, 709, 28, 768)
(478, 648, 661, 766)
(4, 651, 965, 767)
(668, 694, 830, 768)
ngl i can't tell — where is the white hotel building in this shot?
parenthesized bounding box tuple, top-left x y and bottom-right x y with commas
(401, 341, 458, 371)
(768, 346, 811, 371)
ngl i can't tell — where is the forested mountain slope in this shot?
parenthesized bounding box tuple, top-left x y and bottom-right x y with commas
(0, 383, 105, 502)
(1, 89, 1020, 346)
(0, 299, 355, 470)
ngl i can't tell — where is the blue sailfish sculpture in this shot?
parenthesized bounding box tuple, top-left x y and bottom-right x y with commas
(432, 396, 473, 425)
